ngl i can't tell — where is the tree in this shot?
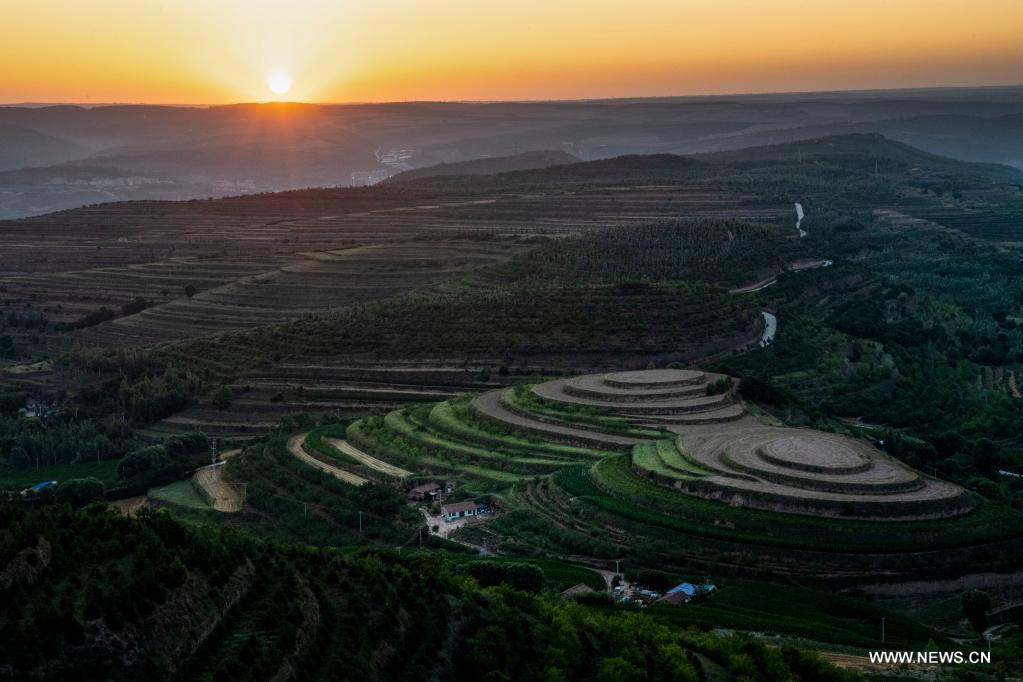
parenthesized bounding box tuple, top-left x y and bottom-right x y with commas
(961, 590, 992, 633)
(183, 284, 196, 298)
(597, 657, 643, 682)
(55, 478, 106, 508)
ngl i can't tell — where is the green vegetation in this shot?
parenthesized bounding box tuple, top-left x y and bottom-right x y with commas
(345, 398, 611, 489)
(632, 440, 709, 479)
(3, 135, 1023, 672)
(506, 385, 664, 437)
(642, 579, 943, 650)
(148, 479, 211, 511)
(0, 503, 861, 681)
(0, 460, 118, 489)
(226, 435, 427, 547)
(431, 397, 610, 459)
(718, 212, 1023, 495)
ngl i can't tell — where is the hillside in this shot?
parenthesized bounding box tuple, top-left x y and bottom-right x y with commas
(5, 133, 1022, 443)
(384, 150, 579, 183)
(0, 503, 857, 681)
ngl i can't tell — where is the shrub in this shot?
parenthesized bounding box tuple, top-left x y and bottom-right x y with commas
(461, 560, 545, 593)
(55, 478, 106, 507)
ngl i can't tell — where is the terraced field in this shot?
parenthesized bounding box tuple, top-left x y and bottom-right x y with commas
(51, 240, 519, 349)
(0, 177, 787, 352)
(341, 368, 1023, 587)
(144, 361, 522, 439)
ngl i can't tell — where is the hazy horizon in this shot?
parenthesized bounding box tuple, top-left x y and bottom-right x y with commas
(3, 82, 1023, 109)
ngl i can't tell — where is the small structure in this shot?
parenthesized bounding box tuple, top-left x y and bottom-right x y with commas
(658, 582, 717, 604)
(20, 480, 58, 497)
(18, 399, 58, 420)
(408, 482, 442, 501)
(442, 500, 481, 521)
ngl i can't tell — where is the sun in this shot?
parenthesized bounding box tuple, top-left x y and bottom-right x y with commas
(266, 70, 292, 96)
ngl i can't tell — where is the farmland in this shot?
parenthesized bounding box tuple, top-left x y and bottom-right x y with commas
(341, 368, 1023, 588)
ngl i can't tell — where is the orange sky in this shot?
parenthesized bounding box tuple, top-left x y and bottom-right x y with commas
(2, 0, 1021, 104)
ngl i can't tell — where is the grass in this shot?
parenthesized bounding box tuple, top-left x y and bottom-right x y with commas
(347, 416, 525, 484)
(0, 460, 120, 489)
(632, 440, 708, 479)
(430, 399, 610, 460)
(386, 408, 568, 472)
(149, 479, 211, 510)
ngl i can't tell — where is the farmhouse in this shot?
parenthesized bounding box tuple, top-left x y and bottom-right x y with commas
(442, 500, 480, 521)
(408, 482, 442, 501)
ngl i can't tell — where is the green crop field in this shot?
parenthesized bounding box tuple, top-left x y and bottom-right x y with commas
(148, 479, 211, 511)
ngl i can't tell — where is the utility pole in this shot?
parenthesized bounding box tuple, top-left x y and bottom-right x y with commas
(211, 439, 218, 466)
(358, 511, 363, 534)
(881, 616, 886, 643)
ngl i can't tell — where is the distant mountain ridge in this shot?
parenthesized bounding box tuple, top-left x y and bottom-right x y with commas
(1, 88, 1022, 217)
(384, 149, 579, 183)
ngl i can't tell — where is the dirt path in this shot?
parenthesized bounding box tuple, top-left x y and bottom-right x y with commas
(286, 431, 369, 486)
(325, 438, 411, 478)
(110, 495, 148, 517)
(818, 652, 922, 674)
(194, 463, 244, 512)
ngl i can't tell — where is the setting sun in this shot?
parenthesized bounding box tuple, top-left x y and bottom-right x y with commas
(267, 70, 292, 96)
(1, 1, 1021, 104)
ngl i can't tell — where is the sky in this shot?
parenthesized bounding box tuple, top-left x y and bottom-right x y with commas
(2, 0, 1021, 104)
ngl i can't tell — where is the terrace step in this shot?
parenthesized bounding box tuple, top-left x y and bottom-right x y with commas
(470, 389, 642, 451)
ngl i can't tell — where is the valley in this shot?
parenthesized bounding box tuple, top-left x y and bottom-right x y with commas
(3, 132, 1023, 678)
